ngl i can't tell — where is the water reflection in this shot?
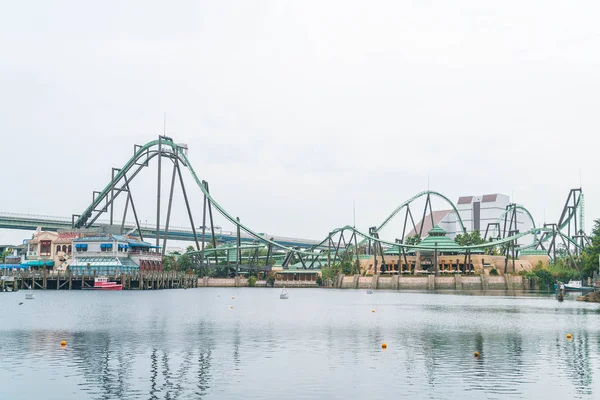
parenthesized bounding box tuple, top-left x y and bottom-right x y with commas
(0, 289, 599, 399)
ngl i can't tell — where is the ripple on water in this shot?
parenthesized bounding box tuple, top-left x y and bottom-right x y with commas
(0, 289, 599, 399)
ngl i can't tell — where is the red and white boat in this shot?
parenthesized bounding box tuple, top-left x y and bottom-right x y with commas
(89, 277, 123, 290)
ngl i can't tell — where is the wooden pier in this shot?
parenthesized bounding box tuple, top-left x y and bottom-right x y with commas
(1, 270, 198, 291)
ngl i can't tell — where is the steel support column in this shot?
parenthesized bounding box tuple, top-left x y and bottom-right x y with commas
(156, 136, 162, 247)
(176, 163, 200, 250)
(162, 158, 178, 256)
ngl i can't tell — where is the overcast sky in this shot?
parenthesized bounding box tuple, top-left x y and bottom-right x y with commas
(1, 0, 599, 246)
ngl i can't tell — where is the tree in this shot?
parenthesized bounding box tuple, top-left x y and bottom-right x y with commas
(341, 260, 354, 275)
(163, 254, 177, 271)
(178, 253, 193, 271)
(581, 219, 600, 279)
(1, 249, 11, 263)
(455, 230, 486, 247)
(186, 245, 195, 253)
(405, 234, 421, 245)
(470, 230, 486, 245)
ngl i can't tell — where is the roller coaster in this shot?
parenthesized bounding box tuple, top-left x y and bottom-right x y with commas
(71, 136, 590, 274)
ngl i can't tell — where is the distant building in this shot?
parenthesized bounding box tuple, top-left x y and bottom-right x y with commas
(407, 193, 532, 243)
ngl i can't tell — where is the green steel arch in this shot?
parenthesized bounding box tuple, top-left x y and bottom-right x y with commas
(376, 190, 466, 236)
(494, 204, 538, 246)
(75, 139, 325, 257)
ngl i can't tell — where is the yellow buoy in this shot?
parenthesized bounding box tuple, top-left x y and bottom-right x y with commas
(60, 341, 67, 347)
(474, 351, 480, 358)
(372, 310, 375, 313)
(381, 343, 387, 349)
(567, 333, 572, 340)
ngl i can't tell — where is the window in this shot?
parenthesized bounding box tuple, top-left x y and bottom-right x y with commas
(100, 243, 113, 252)
(62, 245, 67, 253)
(67, 245, 72, 253)
(40, 241, 51, 256)
(56, 245, 61, 253)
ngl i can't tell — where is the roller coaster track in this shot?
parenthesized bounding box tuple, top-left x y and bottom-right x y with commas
(73, 138, 588, 267)
(377, 190, 467, 234)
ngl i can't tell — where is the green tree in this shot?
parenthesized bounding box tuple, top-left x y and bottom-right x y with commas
(186, 245, 195, 253)
(163, 254, 177, 271)
(266, 273, 276, 287)
(178, 253, 193, 271)
(470, 230, 486, 245)
(581, 219, 600, 279)
(455, 230, 486, 247)
(341, 260, 354, 275)
(1, 249, 11, 263)
(405, 234, 421, 245)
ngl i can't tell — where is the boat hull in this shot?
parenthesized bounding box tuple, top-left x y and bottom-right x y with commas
(83, 285, 123, 291)
(564, 286, 594, 292)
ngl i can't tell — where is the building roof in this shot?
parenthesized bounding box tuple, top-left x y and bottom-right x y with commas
(407, 210, 452, 238)
(55, 232, 80, 243)
(387, 226, 484, 255)
(73, 234, 157, 247)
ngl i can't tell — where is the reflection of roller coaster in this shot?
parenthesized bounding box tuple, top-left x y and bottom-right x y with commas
(73, 137, 591, 273)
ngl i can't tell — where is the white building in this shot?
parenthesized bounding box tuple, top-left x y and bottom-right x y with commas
(408, 193, 533, 244)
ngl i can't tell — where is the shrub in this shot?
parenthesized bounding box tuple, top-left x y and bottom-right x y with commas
(489, 268, 499, 276)
(316, 275, 323, 286)
(248, 276, 257, 287)
(534, 268, 555, 290)
(266, 274, 275, 287)
(341, 260, 354, 275)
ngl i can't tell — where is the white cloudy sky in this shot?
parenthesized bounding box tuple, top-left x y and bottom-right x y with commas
(0, 0, 599, 246)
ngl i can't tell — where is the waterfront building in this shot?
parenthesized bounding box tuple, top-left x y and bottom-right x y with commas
(69, 234, 163, 275)
(373, 226, 546, 275)
(24, 230, 79, 270)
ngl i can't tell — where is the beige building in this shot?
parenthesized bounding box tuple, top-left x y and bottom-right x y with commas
(359, 253, 546, 276)
(26, 229, 79, 270)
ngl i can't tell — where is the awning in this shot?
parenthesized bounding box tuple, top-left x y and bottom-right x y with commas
(129, 243, 161, 249)
(118, 244, 129, 250)
(75, 244, 88, 250)
(100, 243, 113, 249)
(0, 264, 28, 269)
(22, 260, 55, 267)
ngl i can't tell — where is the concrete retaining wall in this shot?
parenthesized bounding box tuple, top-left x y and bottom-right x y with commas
(357, 276, 373, 289)
(377, 277, 394, 290)
(398, 276, 428, 289)
(341, 276, 355, 289)
(434, 277, 455, 290)
(461, 276, 483, 290)
(195, 274, 527, 290)
(345, 275, 526, 291)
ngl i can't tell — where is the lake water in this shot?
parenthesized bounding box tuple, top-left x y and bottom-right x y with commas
(1, 288, 599, 399)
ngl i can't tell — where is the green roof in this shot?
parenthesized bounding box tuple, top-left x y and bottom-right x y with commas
(385, 226, 484, 255)
(520, 250, 547, 256)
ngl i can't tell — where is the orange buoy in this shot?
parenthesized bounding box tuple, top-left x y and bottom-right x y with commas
(381, 343, 387, 349)
(567, 333, 572, 340)
(372, 310, 375, 313)
(474, 351, 480, 358)
(60, 341, 67, 347)
(230, 306, 234, 309)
